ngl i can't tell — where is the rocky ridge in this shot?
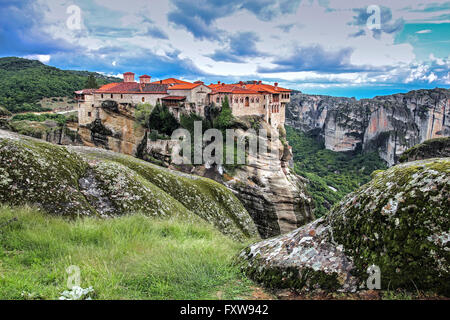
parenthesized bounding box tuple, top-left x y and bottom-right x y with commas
(286, 89, 450, 165)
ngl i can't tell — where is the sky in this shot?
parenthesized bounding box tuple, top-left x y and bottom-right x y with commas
(0, 0, 449, 98)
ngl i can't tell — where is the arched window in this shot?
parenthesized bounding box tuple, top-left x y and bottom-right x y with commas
(121, 94, 123, 99)
(245, 97, 249, 107)
(240, 98, 244, 103)
(216, 97, 220, 103)
(235, 98, 238, 103)
(111, 94, 113, 98)
(142, 97, 145, 102)
(251, 98, 254, 103)
(101, 94, 104, 98)
(256, 98, 259, 103)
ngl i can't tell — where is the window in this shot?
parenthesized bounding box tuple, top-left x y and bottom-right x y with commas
(251, 98, 254, 103)
(121, 94, 123, 99)
(101, 94, 104, 98)
(88, 112, 92, 117)
(240, 98, 244, 103)
(142, 97, 145, 102)
(111, 94, 113, 98)
(256, 98, 259, 103)
(235, 98, 238, 103)
(216, 97, 220, 103)
(245, 97, 249, 107)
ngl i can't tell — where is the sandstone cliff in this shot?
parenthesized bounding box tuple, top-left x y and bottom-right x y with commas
(76, 101, 315, 238)
(286, 88, 450, 166)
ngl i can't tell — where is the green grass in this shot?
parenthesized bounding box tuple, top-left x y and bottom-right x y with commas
(286, 126, 387, 217)
(0, 206, 255, 300)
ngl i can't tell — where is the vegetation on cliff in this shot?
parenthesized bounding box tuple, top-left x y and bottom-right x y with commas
(0, 206, 255, 299)
(0, 57, 118, 113)
(399, 137, 450, 163)
(286, 125, 387, 216)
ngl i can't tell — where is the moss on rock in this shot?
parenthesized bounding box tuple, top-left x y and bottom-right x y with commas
(0, 130, 258, 240)
(240, 158, 449, 295)
(328, 158, 449, 295)
(399, 137, 450, 163)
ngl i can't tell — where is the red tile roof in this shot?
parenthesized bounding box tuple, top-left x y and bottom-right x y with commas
(151, 78, 191, 85)
(139, 75, 151, 78)
(208, 82, 290, 94)
(209, 84, 260, 94)
(96, 82, 168, 94)
(168, 83, 202, 90)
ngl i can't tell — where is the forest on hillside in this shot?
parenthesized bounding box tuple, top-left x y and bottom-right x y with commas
(0, 57, 119, 113)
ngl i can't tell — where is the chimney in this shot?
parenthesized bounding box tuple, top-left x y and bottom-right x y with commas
(139, 75, 151, 84)
(253, 80, 257, 84)
(218, 81, 221, 84)
(123, 72, 135, 83)
(239, 81, 244, 85)
(258, 80, 262, 84)
(274, 82, 278, 87)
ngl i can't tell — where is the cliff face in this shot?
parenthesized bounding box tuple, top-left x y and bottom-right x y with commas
(222, 120, 315, 238)
(75, 104, 314, 238)
(286, 89, 450, 165)
(78, 100, 145, 155)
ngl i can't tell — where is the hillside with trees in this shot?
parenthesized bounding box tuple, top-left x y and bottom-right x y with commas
(0, 57, 119, 113)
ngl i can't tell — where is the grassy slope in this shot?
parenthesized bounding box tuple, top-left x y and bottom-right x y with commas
(0, 206, 254, 300)
(286, 126, 387, 217)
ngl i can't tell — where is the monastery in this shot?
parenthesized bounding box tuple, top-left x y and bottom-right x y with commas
(75, 72, 291, 130)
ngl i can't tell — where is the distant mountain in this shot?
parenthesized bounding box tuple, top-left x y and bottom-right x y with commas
(0, 57, 120, 113)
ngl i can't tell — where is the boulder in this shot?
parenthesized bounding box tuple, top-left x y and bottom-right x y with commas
(0, 129, 258, 240)
(240, 158, 450, 294)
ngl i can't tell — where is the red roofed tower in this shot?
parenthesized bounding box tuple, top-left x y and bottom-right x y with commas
(123, 72, 135, 83)
(139, 75, 151, 84)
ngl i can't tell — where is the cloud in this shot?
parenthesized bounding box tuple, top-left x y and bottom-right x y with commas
(0, 0, 75, 55)
(207, 32, 266, 63)
(257, 44, 383, 73)
(416, 29, 432, 34)
(351, 6, 404, 39)
(167, 0, 302, 40)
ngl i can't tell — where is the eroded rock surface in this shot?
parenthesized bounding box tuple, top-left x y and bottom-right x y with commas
(287, 89, 450, 166)
(240, 158, 450, 294)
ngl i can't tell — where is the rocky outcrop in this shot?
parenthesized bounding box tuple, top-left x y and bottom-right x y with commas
(2, 119, 82, 146)
(286, 89, 450, 166)
(240, 158, 449, 295)
(399, 137, 450, 163)
(78, 100, 145, 155)
(0, 129, 258, 240)
(224, 120, 314, 238)
(76, 102, 315, 238)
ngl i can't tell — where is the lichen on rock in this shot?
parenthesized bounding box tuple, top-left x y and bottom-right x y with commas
(240, 158, 449, 295)
(0, 129, 258, 240)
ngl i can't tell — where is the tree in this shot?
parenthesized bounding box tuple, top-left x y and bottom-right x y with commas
(85, 74, 98, 89)
(148, 103, 179, 136)
(213, 96, 234, 130)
